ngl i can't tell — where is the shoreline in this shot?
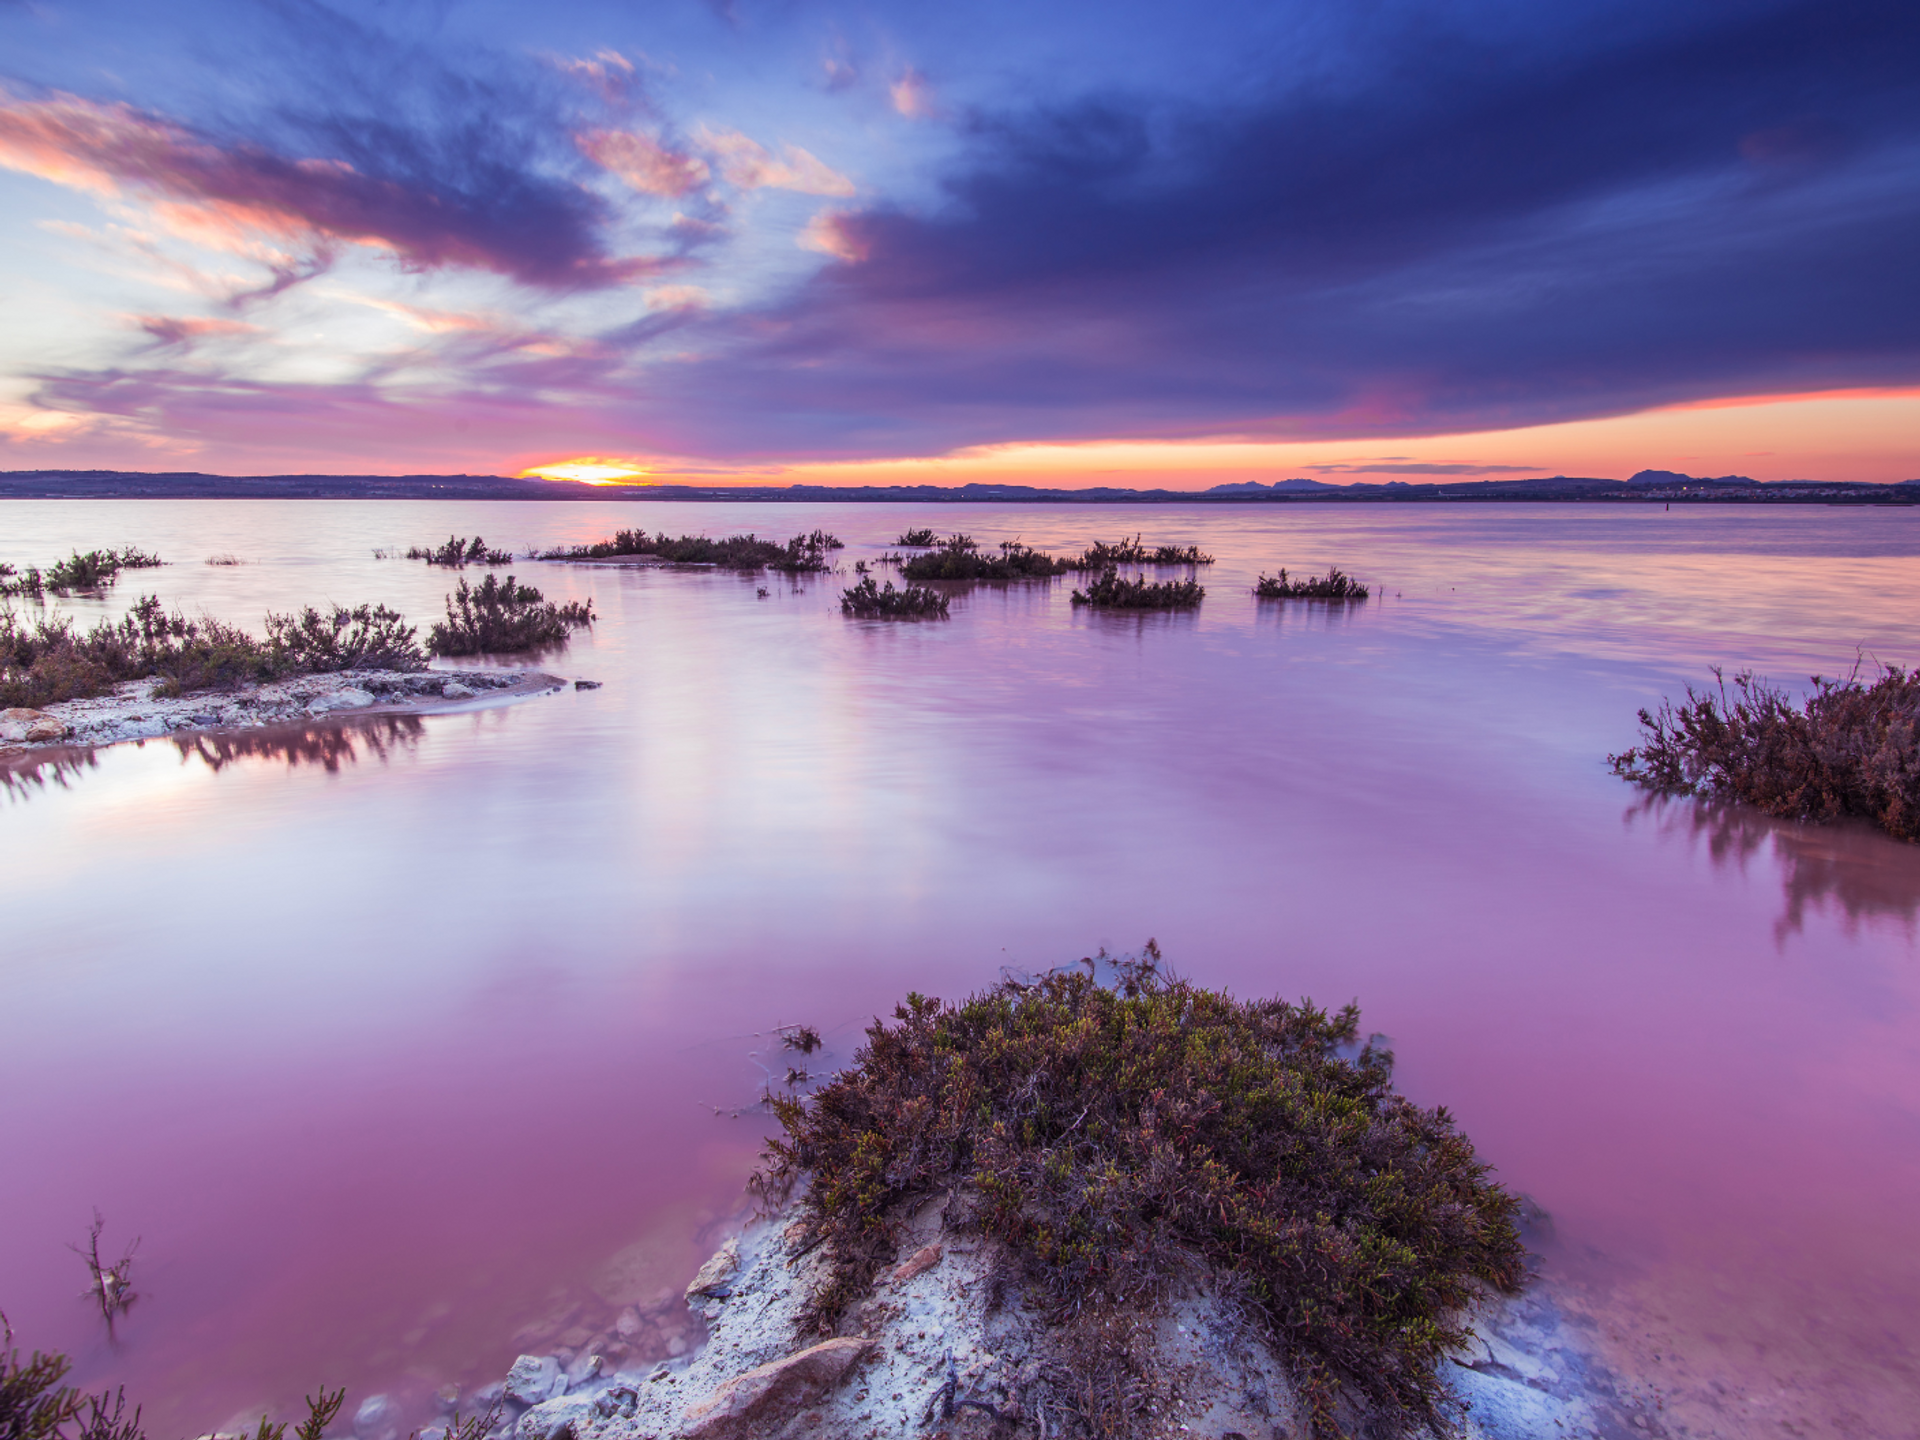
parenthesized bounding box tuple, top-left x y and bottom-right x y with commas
(1, 667, 571, 757)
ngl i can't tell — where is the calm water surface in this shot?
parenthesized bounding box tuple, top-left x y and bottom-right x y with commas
(3, 501, 1918, 1439)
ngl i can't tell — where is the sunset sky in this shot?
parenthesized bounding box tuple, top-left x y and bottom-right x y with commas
(1, 0, 1915, 487)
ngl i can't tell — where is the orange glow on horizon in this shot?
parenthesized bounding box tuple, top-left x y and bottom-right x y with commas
(519, 457, 654, 485)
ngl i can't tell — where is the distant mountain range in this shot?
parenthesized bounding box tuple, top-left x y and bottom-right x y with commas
(2, 468, 1915, 503)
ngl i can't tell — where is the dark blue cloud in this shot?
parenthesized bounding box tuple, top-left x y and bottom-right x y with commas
(618, 0, 1920, 454)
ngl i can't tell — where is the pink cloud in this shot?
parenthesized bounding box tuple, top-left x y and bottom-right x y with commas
(889, 70, 937, 119)
(577, 129, 710, 197)
(699, 128, 855, 196)
(0, 91, 661, 290)
(133, 314, 261, 346)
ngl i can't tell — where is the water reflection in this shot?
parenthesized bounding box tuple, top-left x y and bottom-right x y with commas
(172, 716, 425, 774)
(0, 746, 99, 802)
(1626, 793, 1920, 942)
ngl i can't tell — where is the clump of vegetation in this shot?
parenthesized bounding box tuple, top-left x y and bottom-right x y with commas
(1, 595, 428, 707)
(900, 538, 1072, 582)
(70, 1212, 137, 1334)
(1253, 569, 1369, 600)
(1070, 568, 1204, 609)
(894, 528, 939, 547)
(205, 554, 243, 567)
(426, 573, 594, 656)
(1074, 535, 1215, 567)
(541, 529, 842, 572)
(1, 548, 161, 599)
(782, 1024, 823, 1054)
(407, 536, 514, 566)
(759, 948, 1524, 1440)
(1610, 664, 1920, 841)
(1, 1306, 349, 1440)
(838, 576, 951, 618)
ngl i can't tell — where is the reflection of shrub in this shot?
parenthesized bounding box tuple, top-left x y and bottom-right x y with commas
(1253, 568, 1368, 600)
(1070, 568, 1204, 609)
(407, 535, 513, 566)
(901, 538, 1069, 582)
(542, 529, 841, 572)
(427, 574, 594, 656)
(893, 528, 939, 547)
(760, 948, 1524, 1440)
(839, 576, 950, 618)
(1075, 535, 1215, 567)
(1611, 664, 1920, 841)
(265, 605, 425, 672)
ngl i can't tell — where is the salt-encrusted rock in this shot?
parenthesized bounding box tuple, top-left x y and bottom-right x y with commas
(515, 1393, 598, 1440)
(684, 1239, 739, 1302)
(0, 708, 67, 742)
(504, 1354, 565, 1407)
(353, 1393, 403, 1440)
(678, 1338, 875, 1440)
(308, 688, 375, 713)
(442, 682, 476, 699)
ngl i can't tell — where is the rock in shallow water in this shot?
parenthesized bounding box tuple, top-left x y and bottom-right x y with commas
(504, 1354, 565, 1407)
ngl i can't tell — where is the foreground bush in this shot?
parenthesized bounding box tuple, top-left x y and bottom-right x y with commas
(1610, 665, 1920, 841)
(1, 597, 426, 707)
(427, 574, 593, 656)
(407, 536, 513, 566)
(900, 538, 1072, 582)
(1070, 567, 1204, 609)
(1254, 568, 1369, 600)
(760, 951, 1524, 1439)
(839, 576, 950, 618)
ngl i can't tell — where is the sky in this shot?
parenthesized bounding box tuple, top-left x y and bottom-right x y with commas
(0, 0, 1916, 487)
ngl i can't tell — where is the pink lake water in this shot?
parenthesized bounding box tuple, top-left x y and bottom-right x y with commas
(2, 500, 1918, 1439)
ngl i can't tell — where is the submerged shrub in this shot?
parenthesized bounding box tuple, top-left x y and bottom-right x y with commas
(1070, 567, 1204, 609)
(40, 547, 162, 595)
(407, 536, 513, 566)
(1610, 664, 1920, 841)
(893, 527, 939, 547)
(542, 529, 840, 572)
(0, 565, 44, 602)
(900, 538, 1070, 582)
(839, 576, 950, 618)
(759, 949, 1524, 1440)
(426, 573, 594, 656)
(1075, 535, 1215, 567)
(1254, 568, 1369, 600)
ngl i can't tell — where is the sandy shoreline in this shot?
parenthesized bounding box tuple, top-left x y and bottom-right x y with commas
(1, 667, 572, 756)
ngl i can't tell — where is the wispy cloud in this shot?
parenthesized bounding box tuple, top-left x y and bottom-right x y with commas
(577, 128, 710, 196)
(698, 128, 855, 196)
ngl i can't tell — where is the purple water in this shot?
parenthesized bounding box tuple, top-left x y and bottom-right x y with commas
(3, 501, 1917, 1438)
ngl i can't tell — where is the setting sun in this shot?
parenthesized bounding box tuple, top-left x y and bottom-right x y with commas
(518, 458, 653, 485)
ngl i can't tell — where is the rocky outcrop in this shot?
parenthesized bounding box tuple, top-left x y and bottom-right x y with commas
(0, 669, 569, 753)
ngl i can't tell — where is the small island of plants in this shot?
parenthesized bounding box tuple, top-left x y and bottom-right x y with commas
(406, 536, 514, 566)
(1610, 663, 1920, 842)
(899, 537, 1075, 582)
(426, 574, 594, 656)
(1070, 567, 1205, 609)
(541, 528, 842, 573)
(1, 547, 163, 600)
(838, 576, 950, 618)
(760, 948, 1524, 1439)
(1254, 568, 1370, 600)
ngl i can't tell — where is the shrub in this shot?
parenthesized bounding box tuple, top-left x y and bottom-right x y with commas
(1070, 568, 1204, 609)
(407, 536, 513, 566)
(264, 605, 425, 672)
(0, 565, 44, 602)
(1610, 664, 1920, 841)
(542, 529, 840, 571)
(894, 528, 939, 547)
(427, 573, 594, 656)
(1253, 569, 1369, 600)
(758, 949, 1524, 1440)
(839, 576, 950, 618)
(900, 538, 1070, 582)
(40, 547, 162, 595)
(1074, 535, 1215, 567)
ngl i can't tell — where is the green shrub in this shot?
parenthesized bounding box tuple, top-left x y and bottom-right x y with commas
(407, 536, 513, 566)
(894, 528, 939, 547)
(427, 574, 594, 656)
(900, 538, 1071, 582)
(1610, 664, 1920, 841)
(1253, 569, 1369, 600)
(542, 529, 841, 572)
(1074, 535, 1215, 567)
(839, 576, 950, 618)
(0, 565, 44, 601)
(1070, 568, 1204, 609)
(264, 605, 425, 673)
(40, 547, 162, 595)
(759, 949, 1524, 1439)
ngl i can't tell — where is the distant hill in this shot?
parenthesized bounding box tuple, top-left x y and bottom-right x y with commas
(2, 468, 1913, 504)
